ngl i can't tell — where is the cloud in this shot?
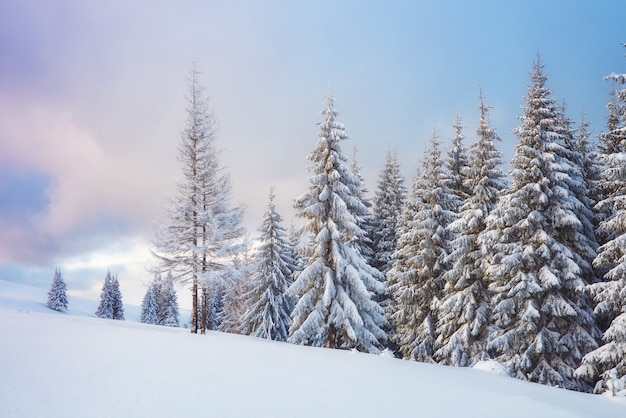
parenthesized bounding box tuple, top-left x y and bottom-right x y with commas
(0, 97, 175, 263)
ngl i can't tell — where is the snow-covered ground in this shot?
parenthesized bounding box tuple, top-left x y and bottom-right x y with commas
(1, 280, 624, 417)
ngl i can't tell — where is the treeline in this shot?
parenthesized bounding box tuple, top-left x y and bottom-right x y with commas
(47, 269, 128, 321)
(150, 50, 626, 396)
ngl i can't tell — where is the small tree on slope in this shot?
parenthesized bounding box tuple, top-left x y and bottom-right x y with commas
(158, 274, 180, 327)
(141, 274, 180, 327)
(241, 188, 296, 341)
(387, 134, 456, 362)
(47, 268, 68, 312)
(287, 94, 388, 353)
(435, 93, 506, 366)
(140, 278, 160, 324)
(95, 270, 124, 320)
(479, 57, 597, 391)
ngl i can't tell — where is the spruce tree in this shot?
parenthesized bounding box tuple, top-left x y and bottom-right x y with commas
(387, 134, 456, 362)
(445, 115, 470, 212)
(576, 45, 626, 390)
(158, 274, 180, 327)
(241, 188, 296, 341)
(480, 57, 598, 391)
(435, 93, 506, 366)
(371, 149, 407, 277)
(95, 270, 124, 320)
(287, 94, 388, 353)
(218, 273, 250, 334)
(348, 147, 376, 264)
(140, 279, 160, 324)
(47, 268, 68, 312)
(141, 274, 179, 327)
(152, 66, 245, 333)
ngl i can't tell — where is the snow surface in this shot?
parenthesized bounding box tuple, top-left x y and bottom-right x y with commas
(1, 279, 625, 417)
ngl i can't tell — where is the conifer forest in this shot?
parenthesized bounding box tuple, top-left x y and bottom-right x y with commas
(52, 46, 626, 397)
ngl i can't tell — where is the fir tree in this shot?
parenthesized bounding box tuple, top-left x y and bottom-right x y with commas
(197, 281, 224, 331)
(480, 57, 598, 391)
(140, 279, 160, 324)
(241, 188, 296, 341)
(152, 65, 245, 333)
(371, 149, 407, 277)
(387, 134, 456, 362)
(141, 274, 179, 327)
(218, 272, 250, 334)
(576, 44, 626, 390)
(47, 268, 68, 312)
(95, 270, 124, 320)
(349, 147, 376, 264)
(158, 274, 180, 327)
(287, 94, 388, 353)
(435, 93, 506, 366)
(445, 115, 470, 212)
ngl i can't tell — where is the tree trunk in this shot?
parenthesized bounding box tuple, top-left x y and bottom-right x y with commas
(191, 277, 198, 334)
(201, 287, 207, 334)
(327, 323, 337, 349)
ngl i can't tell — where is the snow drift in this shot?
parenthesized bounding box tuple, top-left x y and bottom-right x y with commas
(0, 280, 624, 417)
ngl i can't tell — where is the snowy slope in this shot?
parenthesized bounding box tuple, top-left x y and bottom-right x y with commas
(0, 280, 624, 417)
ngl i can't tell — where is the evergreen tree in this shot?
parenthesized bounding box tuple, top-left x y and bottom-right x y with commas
(47, 268, 68, 312)
(387, 134, 456, 362)
(349, 147, 376, 264)
(140, 279, 160, 324)
(158, 273, 180, 327)
(95, 270, 124, 320)
(287, 94, 388, 353)
(218, 272, 250, 334)
(435, 93, 506, 366)
(576, 45, 626, 390)
(371, 149, 407, 277)
(152, 66, 245, 334)
(241, 188, 296, 341)
(555, 103, 599, 287)
(197, 281, 224, 331)
(479, 57, 598, 391)
(445, 115, 471, 212)
(141, 274, 179, 327)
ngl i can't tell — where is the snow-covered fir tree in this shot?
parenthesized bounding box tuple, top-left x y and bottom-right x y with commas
(554, 103, 599, 287)
(218, 273, 250, 334)
(95, 270, 124, 320)
(287, 94, 388, 353)
(371, 149, 407, 277)
(435, 93, 506, 366)
(158, 274, 180, 327)
(348, 147, 376, 264)
(594, 87, 626, 249)
(575, 112, 604, 267)
(218, 245, 254, 334)
(152, 66, 245, 333)
(445, 115, 471, 212)
(47, 268, 68, 312)
(479, 57, 598, 391)
(197, 281, 224, 331)
(241, 188, 296, 341)
(142, 273, 180, 327)
(576, 47, 626, 391)
(387, 134, 456, 362)
(140, 278, 160, 325)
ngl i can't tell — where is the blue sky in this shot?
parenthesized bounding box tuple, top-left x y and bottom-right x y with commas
(1, 0, 625, 305)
